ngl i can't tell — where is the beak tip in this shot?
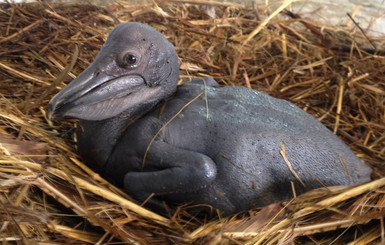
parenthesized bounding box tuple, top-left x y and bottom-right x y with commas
(46, 102, 58, 121)
(47, 104, 53, 120)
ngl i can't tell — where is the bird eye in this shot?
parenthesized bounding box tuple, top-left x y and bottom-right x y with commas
(124, 53, 137, 65)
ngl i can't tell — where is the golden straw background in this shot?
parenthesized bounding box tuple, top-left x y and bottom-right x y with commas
(0, 1, 385, 244)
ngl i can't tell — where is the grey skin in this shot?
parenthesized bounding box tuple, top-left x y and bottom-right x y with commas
(48, 22, 371, 215)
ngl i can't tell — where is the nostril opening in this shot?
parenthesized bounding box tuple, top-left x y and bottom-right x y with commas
(94, 70, 101, 77)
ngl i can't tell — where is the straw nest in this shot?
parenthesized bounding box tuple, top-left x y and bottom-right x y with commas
(0, 1, 385, 244)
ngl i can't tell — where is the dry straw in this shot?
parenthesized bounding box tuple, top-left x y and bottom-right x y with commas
(0, 0, 384, 244)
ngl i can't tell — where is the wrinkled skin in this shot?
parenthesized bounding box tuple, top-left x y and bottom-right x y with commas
(48, 22, 371, 215)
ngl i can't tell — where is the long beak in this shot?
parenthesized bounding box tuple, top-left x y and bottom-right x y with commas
(47, 65, 147, 121)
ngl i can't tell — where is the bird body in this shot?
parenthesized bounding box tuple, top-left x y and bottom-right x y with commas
(48, 22, 371, 215)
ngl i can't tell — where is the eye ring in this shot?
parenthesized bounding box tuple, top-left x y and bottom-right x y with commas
(123, 53, 138, 66)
